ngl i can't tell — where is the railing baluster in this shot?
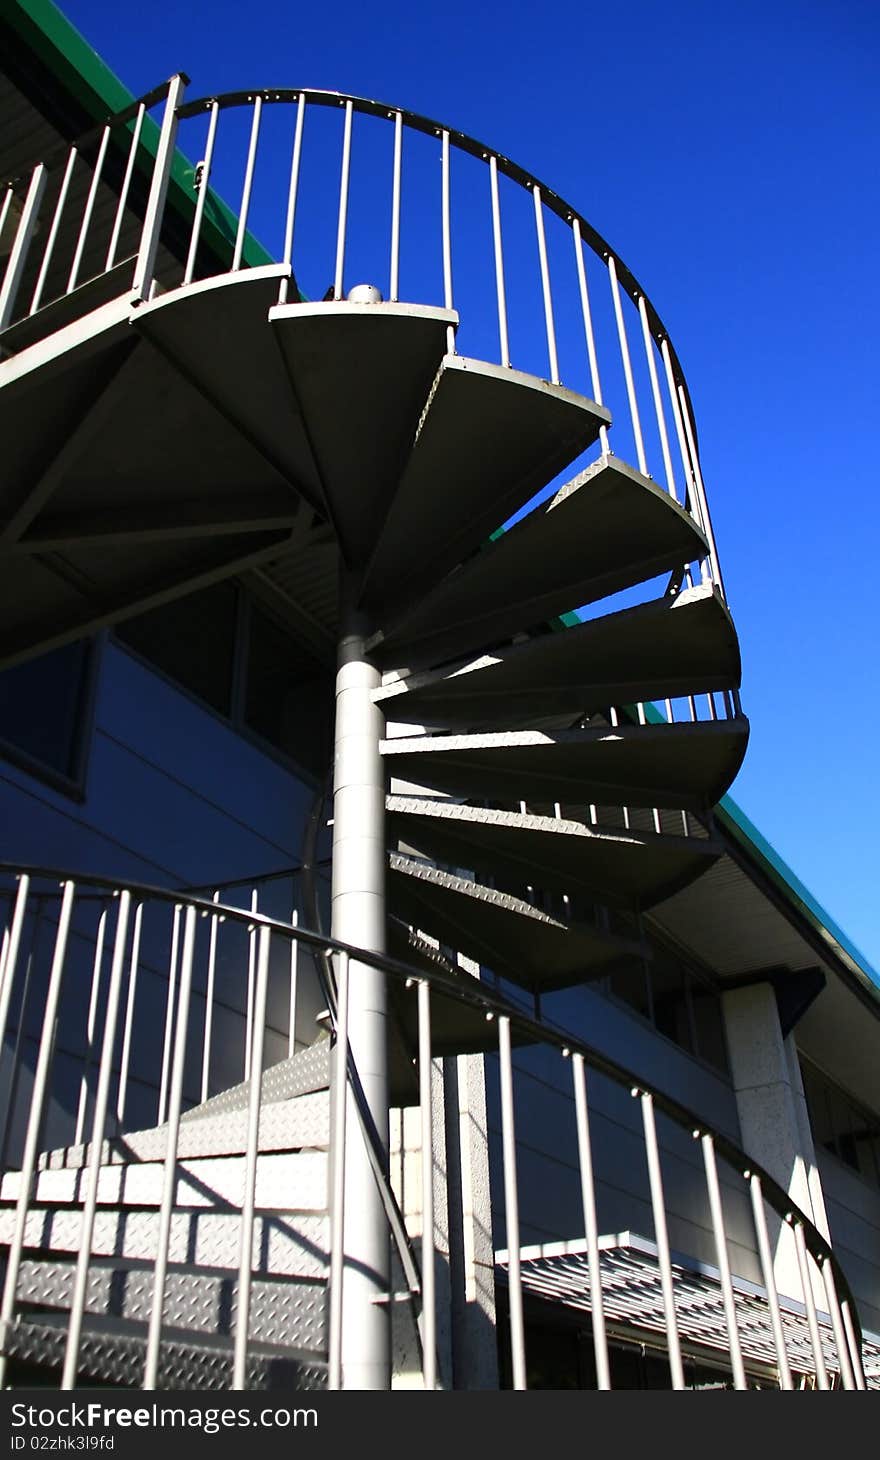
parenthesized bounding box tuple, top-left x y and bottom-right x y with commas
(572, 219, 609, 452)
(278, 93, 306, 304)
(608, 255, 647, 477)
(489, 156, 510, 368)
(106, 102, 146, 270)
(677, 383, 725, 596)
(30, 148, 77, 313)
(143, 903, 197, 1389)
(62, 892, 131, 1389)
(820, 1257, 856, 1390)
(0, 165, 48, 331)
(288, 908, 298, 1059)
(233, 94, 262, 271)
(418, 979, 437, 1389)
(498, 1013, 526, 1389)
(699, 1131, 746, 1388)
(157, 904, 181, 1124)
(389, 110, 403, 303)
(200, 890, 220, 1101)
(532, 186, 559, 384)
(233, 924, 271, 1389)
(790, 1218, 829, 1389)
(637, 1089, 684, 1388)
(840, 1296, 867, 1390)
(74, 908, 108, 1148)
(0, 876, 29, 1069)
(746, 1172, 793, 1388)
(115, 900, 142, 1129)
(0, 186, 13, 250)
(184, 100, 219, 286)
(638, 295, 678, 501)
(333, 99, 354, 301)
(0, 881, 75, 1391)
(327, 948, 350, 1390)
(0, 899, 43, 1171)
(571, 1052, 610, 1388)
(133, 73, 187, 301)
(441, 129, 454, 353)
(245, 888, 259, 1081)
(67, 123, 111, 293)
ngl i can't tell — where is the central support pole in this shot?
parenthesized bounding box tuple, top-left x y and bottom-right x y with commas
(331, 585, 391, 1389)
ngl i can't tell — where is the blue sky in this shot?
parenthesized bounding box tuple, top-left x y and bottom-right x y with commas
(59, 0, 880, 974)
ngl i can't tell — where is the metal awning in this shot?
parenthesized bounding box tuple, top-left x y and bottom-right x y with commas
(495, 1232, 880, 1387)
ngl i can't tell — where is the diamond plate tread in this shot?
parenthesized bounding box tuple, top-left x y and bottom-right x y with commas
(387, 795, 721, 909)
(371, 455, 708, 670)
(39, 1090, 330, 1172)
(381, 720, 749, 813)
(1, 1312, 327, 1390)
(360, 355, 609, 624)
(2, 1151, 327, 1213)
(15, 1256, 327, 1352)
(387, 854, 641, 992)
(374, 582, 740, 731)
(0, 1208, 329, 1278)
(180, 1041, 331, 1124)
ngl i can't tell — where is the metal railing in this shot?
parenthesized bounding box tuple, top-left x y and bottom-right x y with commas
(2, 79, 728, 604)
(0, 864, 868, 1390)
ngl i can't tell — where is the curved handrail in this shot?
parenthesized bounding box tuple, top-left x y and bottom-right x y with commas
(176, 86, 691, 417)
(0, 858, 862, 1364)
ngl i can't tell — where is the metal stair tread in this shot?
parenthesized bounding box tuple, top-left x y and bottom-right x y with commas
(37, 1089, 330, 1172)
(371, 454, 708, 670)
(374, 582, 741, 728)
(269, 301, 457, 566)
(0, 1208, 329, 1279)
(387, 853, 642, 992)
(14, 1254, 327, 1354)
(1, 1310, 328, 1390)
(2, 1150, 328, 1213)
(359, 354, 610, 622)
(133, 264, 326, 512)
(387, 794, 721, 908)
(381, 719, 749, 812)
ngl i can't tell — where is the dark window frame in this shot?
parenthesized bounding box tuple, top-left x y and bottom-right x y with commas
(111, 582, 329, 788)
(0, 635, 103, 802)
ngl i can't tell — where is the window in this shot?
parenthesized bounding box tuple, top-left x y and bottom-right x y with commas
(114, 581, 332, 780)
(115, 581, 238, 716)
(800, 1058, 880, 1191)
(604, 933, 729, 1075)
(0, 639, 96, 793)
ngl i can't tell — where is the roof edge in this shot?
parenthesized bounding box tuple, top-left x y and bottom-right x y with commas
(714, 793, 880, 1002)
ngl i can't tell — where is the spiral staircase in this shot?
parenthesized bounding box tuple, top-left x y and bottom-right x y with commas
(2, 80, 862, 1394)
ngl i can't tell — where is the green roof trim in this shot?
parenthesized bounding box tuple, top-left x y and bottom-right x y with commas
(4, 0, 272, 270)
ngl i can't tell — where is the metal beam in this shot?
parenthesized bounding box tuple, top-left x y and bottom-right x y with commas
(13, 494, 308, 552)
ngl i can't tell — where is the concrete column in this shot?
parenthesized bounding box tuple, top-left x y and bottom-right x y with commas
(445, 1047, 499, 1388)
(331, 598, 390, 1389)
(722, 982, 825, 1305)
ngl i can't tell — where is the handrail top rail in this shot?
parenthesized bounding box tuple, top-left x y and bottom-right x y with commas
(175, 86, 690, 390)
(0, 857, 855, 1322)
